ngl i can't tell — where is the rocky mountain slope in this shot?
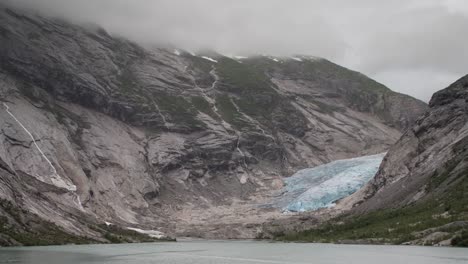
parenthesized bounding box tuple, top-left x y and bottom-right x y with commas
(274, 75, 468, 246)
(0, 4, 427, 245)
(344, 74, 468, 212)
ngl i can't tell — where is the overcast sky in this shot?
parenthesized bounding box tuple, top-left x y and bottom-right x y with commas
(8, 0, 468, 102)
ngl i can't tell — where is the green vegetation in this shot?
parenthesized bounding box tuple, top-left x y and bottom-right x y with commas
(299, 59, 394, 120)
(452, 230, 468, 247)
(427, 159, 461, 192)
(275, 166, 468, 246)
(0, 199, 94, 246)
(154, 92, 205, 129)
(0, 199, 175, 246)
(190, 96, 219, 120)
(215, 94, 251, 129)
(218, 58, 273, 94)
(245, 56, 389, 94)
(186, 54, 213, 75)
(303, 60, 390, 93)
(257, 56, 394, 121)
(216, 57, 280, 121)
(118, 67, 140, 95)
(116, 65, 205, 131)
(236, 56, 394, 126)
(103, 232, 124, 244)
(215, 57, 309, 135)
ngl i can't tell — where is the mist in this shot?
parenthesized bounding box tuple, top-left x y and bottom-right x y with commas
(6, 0, 468, 102)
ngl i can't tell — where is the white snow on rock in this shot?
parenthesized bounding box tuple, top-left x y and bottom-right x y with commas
(173, 49, 181, 56)
(201, 56, 218, 63)
(293, 55, 323, 62)
(127, 227, 165, 239)
(232, 55, 248, 59)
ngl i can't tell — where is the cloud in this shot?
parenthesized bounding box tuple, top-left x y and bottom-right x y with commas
(7, 0, 347, 59)
(374, 70, 461, 102)
(357, 5, 468, 76)
(5, 0, 468, 101)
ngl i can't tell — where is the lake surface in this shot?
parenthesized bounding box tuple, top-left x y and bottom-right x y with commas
(1, 240, 467, 264)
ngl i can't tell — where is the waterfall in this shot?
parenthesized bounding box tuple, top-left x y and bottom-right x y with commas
(3, 103, 58, 175)
(4, 103, 83, 210)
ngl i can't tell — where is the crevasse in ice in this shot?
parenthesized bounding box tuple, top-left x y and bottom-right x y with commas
(277, 153, 385, 212)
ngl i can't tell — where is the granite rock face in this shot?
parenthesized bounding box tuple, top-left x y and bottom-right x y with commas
(0, 5, 427, 244)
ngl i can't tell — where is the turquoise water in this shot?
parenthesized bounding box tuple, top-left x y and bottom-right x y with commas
(1, 240, 467, 264)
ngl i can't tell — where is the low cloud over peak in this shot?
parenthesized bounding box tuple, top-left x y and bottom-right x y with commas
(7, 0, 468, 101)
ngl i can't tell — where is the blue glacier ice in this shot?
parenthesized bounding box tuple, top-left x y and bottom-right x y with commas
(273, 153, 385, 212)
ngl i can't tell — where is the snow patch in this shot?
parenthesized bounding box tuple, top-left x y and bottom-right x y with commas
(201, 56, 218, 63)
(127, 227, 165, 239)
(239, 174, 248, 184)
(232, 55, 248, 59)
(173, 49, 181, 56)
(270, 57, 279, 62)
(292, 55, 323, 62)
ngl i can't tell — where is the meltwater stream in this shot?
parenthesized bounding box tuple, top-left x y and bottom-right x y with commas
(271, 153, 385, 212)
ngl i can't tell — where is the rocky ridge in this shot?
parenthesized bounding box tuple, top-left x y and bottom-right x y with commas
(342, 74, 468, 212)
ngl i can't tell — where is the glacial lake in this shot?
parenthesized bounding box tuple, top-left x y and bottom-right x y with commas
(1, 240, 467, 264)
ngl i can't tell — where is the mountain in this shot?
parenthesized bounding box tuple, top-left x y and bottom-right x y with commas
(273, 75, 468, 246)
(344, 75, 468, 212)
(0, 5, 427, 245)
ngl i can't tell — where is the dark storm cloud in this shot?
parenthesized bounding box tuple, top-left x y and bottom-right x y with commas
(6, 0, 468, 101)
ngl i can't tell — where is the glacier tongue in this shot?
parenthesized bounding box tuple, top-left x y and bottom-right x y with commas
(277, 153, 385, 212)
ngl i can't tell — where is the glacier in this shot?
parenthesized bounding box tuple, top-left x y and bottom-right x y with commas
(272, 153, 385, 212)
